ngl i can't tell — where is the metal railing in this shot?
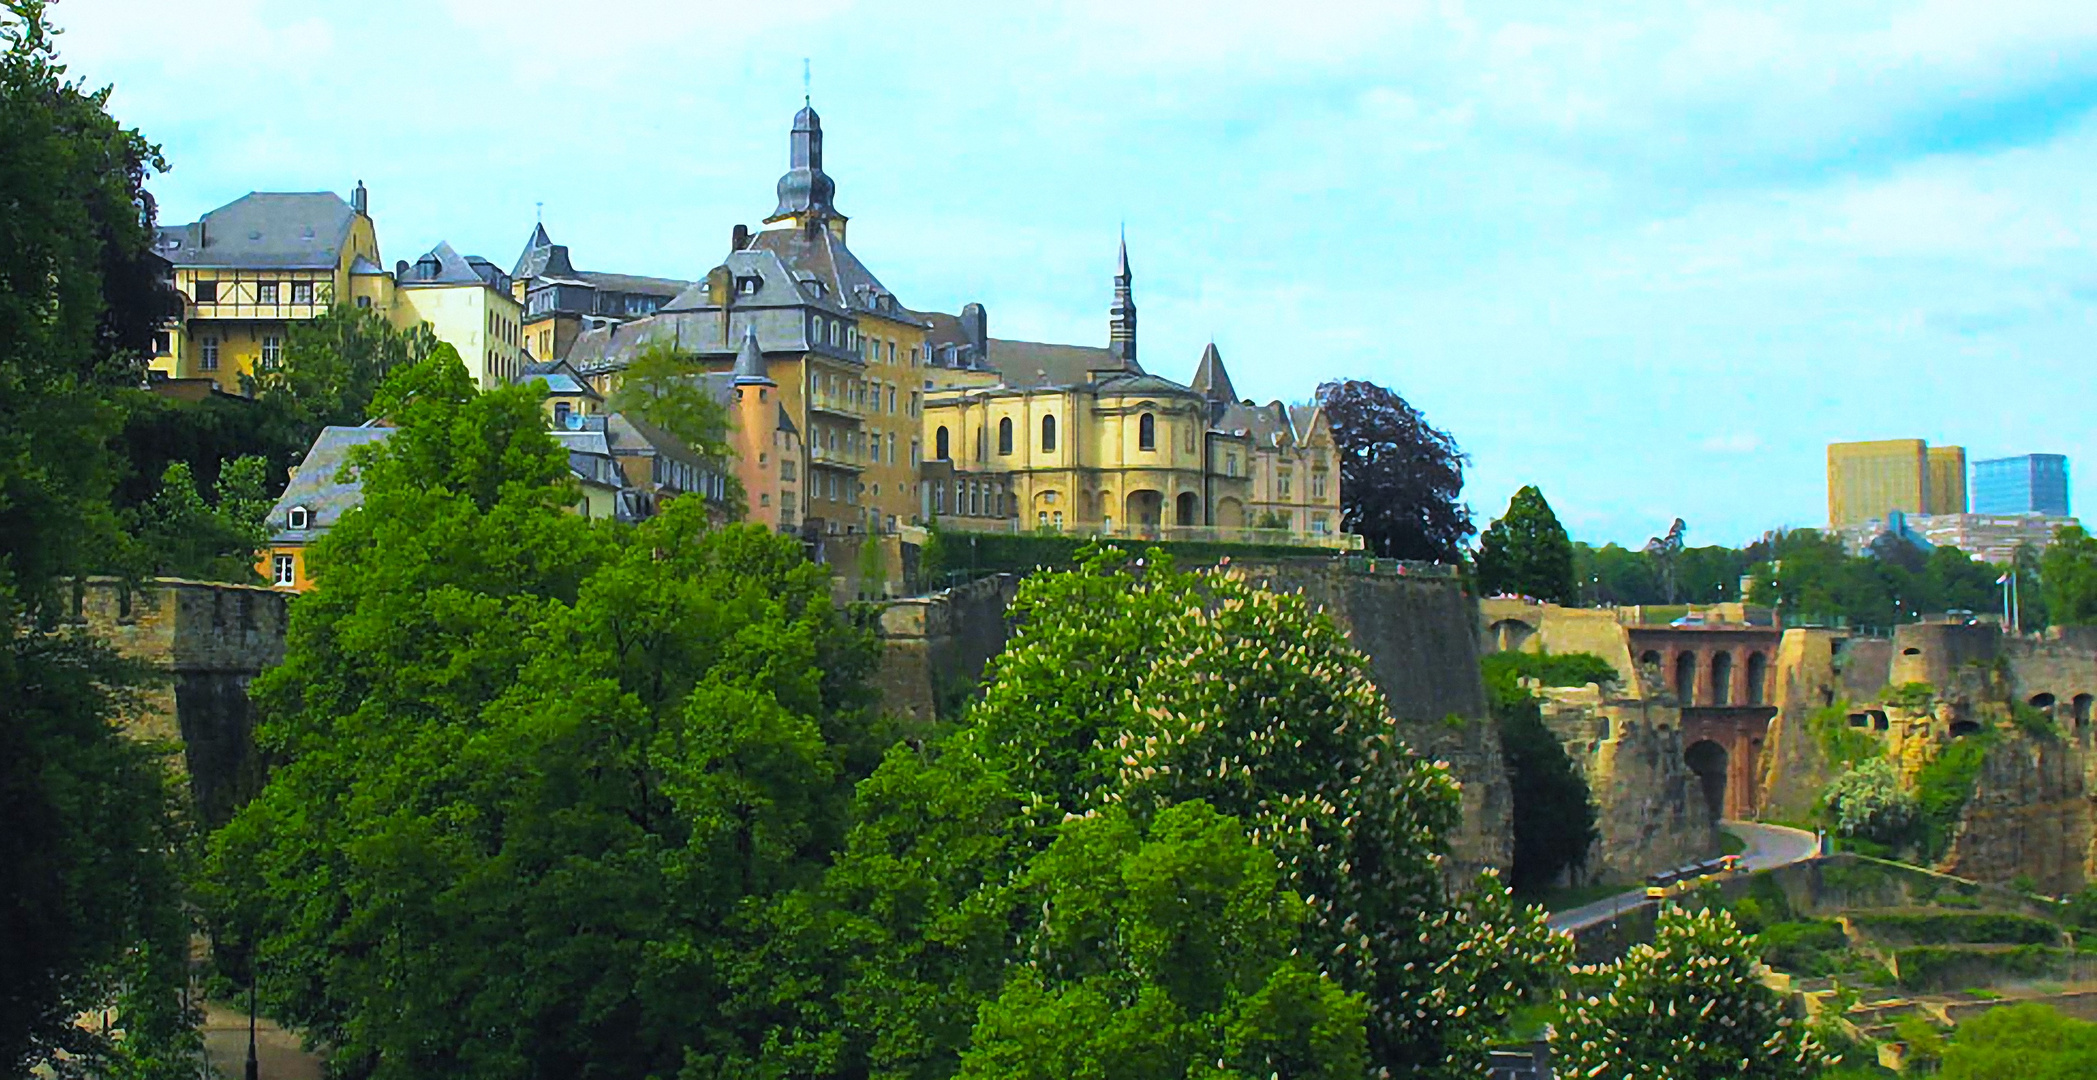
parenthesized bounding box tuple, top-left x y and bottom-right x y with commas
(936, 518, 1366, 551)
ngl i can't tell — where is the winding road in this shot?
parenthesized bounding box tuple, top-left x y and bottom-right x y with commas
(1545, 820, 1820, 933)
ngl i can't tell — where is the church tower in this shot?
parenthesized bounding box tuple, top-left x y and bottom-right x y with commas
(766, 104, 843, 229)
(1108, 230, 1137, 367)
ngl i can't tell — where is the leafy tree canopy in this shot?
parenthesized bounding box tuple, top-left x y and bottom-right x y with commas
(822, 547, 1565, 1079)
(2040, 524, 2097, 626)
(1554, 906, 1828, 1079)
(1940, 1002, 2097, 1078)
(118, 456, 272, 582)
(1314, 378, 1472, 562)
(1476, 485, 1576, 603)
(1480, 651, 1604, 894)
(204, 349, 879, 1080)
(0, 3, 193, 1074)
(247, 302, 440, 440)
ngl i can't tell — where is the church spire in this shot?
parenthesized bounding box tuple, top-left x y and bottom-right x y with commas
(1109, 227, 1137, 368)
(768, 102, 841, 224)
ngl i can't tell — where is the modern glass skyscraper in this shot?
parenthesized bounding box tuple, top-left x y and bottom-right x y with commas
(1973, 454, 2070, 516)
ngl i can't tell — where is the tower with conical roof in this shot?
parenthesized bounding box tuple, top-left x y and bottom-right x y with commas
(766, 104, 843, 227)
(1108, 230, 1137, 367)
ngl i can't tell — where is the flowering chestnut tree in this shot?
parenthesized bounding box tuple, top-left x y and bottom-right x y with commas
(1554, 906, 1828, 1079)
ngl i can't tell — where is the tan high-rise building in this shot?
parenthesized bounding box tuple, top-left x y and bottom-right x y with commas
(1828, 439, 1968, 528)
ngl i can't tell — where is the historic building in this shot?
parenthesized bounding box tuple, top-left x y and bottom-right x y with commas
(566, 104, 926, 537)
(918, 240, 1346, 541)
(511, 224, 690, 363)
(152, 183, 524, 392)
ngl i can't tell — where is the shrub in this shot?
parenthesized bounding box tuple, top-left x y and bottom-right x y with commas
(1822, 759, 1918, 845)
(1849, 912, 2061, 947)
(1915, 737, 1991, 860)
(1809, 701, 1882, 770)
(1884, 682, 1936, 711)
(1756, 919, 1850, 974)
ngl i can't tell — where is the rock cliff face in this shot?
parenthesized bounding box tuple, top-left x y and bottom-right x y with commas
(1941, 733, 2094, 895)
(875, 562, 1517, 879)
(1538, 687, 1714, 883)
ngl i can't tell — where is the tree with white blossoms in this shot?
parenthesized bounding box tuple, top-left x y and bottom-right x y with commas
(822, 544, 1568, 1079)
(1822, 758, 1916, 846)
(1554, 906, 1829, 1079)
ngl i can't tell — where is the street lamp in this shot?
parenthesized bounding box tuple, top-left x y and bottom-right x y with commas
(245, 966, 259, 1080)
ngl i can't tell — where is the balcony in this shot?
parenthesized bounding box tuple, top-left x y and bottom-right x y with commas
(809, 445, 863, 471)
(809, 390, 866, 418)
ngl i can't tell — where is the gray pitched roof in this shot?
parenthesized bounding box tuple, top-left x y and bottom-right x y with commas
(745, 225, 922, 324)
(731, 325, 773, 384)
(984, 338, 1129, 387)
(400, 241, 508, 290)
(162, 192, 360, 270)
(1191, 343, 1236, 402)
(267, 426, 393, 541)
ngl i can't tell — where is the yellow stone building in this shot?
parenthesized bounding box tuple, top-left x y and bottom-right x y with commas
(918, 241, 1348, 544)
(152, 183, 524, 393)
(1828, 438, 1968, 529)
(566, 104, 927, 537)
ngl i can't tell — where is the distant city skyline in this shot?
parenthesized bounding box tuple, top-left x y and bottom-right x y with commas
(54, 1, 2097, 547)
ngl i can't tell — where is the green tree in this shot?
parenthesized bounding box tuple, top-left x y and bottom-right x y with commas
(1940, 1002, 2097, 1077)
(954, 803, 1368, 1080)
(121, 455, 271, 581)
(822, 548, 1566, 1078)
(1476, 485, 1576, 602)
(0, 3, 195, 1074)
(246, 302, 439, 440)
(1554, 906, 1828, 1078)
(609, 340, 734, 459)
(204, 349, 879, 1079)
(1821, 759, 1916, 846)
(2041, 525, 2097, 626)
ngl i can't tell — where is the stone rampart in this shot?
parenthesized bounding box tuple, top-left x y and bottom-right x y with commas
(872, 574, 1020, 723)
(79, 577, 288, 825)
(1539, 687, 1714, 883)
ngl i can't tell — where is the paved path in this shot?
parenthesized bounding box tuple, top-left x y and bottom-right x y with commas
(198, 1002, 324, 1080)
(1546, 820, 1820, 933)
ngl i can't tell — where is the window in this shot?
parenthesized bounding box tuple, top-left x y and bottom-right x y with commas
(910, 438, 920, 466)
(829, 321, 840, 347)
(152, 331, 170, 355)
(887, 341, 896, 363)
(847, 327, 858, 351)
(1312, 471, 1328, 499)
(288, 506, 310, 530)
(1052, 510, 1063, 528)
(554, 402, 572, 429)
(273, 554, 296, 587)
(356, 295, 371, 309)
(1042, 414, 1057, 452)
(193, 280, 218, 304)
(262, 334, 283, 366)
(760, 493, 771, 507)
(909, 346, 919, 366)
(292, 280, 314, 304)
(976, 426, 986, 462)
(910, 391, 920, 417)
(888, 432, 897, 463)
(887, 387, 896, 414)
(1312, 514, 1330, 535)
(1226, 452, 1238, 478)
(199, 336, 220, 371)
(257, 281, 280, 304)
(936, 426, 950, 460)
(780, 459, 795, 481)
(1139, 412, 1156, 451)
(1279, 469, 1292, 497)
(998, 417, 1014, 455)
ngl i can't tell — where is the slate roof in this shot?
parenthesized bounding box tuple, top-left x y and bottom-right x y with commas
(1192, 343, 1235, 402)
(513, 224, 687, 297)
(518, 357, 601, 400)
(162, 192, 360, 270)
(983, 338, 1139, 388)
(267, 426, 392, 542)
(745, 225, 923, 325)
(400, 241, 496, 287)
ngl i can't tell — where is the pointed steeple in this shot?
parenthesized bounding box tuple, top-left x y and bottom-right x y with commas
(1109, 227, 1138, 369)
(732, 325, 774, 385)
(512, 222, 555, 279)
(1192, 342, 1235, 403)
(768, 104, 842, 224)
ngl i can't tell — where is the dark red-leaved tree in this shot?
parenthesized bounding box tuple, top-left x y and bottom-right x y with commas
(1315, 379, 1472, 562)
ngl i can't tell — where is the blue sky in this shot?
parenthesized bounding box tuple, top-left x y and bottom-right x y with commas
(51, 0, 2097, 548)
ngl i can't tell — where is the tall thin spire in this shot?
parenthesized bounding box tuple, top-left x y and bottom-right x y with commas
(802, 58, 811, 106)
(1109, 227, 1138, 369)
(768, 101, 840, 223)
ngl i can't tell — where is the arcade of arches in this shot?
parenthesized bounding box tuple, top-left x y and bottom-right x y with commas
(1630, 627, 1781, 820)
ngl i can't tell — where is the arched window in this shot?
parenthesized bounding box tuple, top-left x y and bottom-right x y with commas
(1139, 412, 1156, 450)
(935, 426, 950, 460)
(998, 417, 1013, 455)
(1746, 652, 1769, 706)
(1042, 414, 1057, 452)
(288, 506, 311, 531)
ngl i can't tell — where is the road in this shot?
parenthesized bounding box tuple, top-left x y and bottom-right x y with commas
(1545, 820, 1820, 933)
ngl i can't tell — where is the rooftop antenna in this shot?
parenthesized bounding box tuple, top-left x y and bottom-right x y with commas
(802, 58, 811, 106)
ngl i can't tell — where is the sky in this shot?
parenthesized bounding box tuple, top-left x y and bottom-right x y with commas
(46, 0, 2097, 548)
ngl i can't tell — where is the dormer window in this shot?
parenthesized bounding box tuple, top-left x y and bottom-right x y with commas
(288, 506, 312, 530)
(736, 274, 762, 296)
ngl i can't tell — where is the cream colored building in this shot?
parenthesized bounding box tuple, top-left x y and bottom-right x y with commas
(153, 183, 521, 393)
(918, 243, 1347, 544)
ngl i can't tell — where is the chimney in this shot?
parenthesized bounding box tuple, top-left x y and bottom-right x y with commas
(961, 302, 987, 358)
(352, 179, 368, 216)
(731, 224, 751, 251)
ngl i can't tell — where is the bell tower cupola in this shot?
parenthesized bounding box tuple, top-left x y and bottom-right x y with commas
(767, 104, 844, 227)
